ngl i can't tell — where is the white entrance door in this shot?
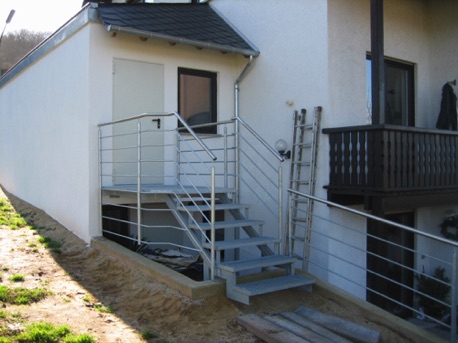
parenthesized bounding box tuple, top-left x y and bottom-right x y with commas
(112, 59, 164, 185)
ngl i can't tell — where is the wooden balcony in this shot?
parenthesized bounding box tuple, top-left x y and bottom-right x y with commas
(322, 125, 458, 212)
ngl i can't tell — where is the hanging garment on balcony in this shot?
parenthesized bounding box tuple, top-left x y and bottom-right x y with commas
(435, 83, 457, 131)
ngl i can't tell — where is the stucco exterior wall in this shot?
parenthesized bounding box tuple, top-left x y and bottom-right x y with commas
(0, 11, 244, 243)
(0, 25, 92, 241)
(213, 0, 458, 298)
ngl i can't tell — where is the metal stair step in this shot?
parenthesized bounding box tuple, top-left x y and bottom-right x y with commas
(233, 275, 315, 297)
(190, 219, 264, 230)
(219, 255, 296, 273)
(178, 203, 250, 212)
(202, 236, 279, 251)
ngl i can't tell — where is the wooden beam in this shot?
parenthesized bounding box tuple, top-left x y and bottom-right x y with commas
(371, 0, 385, 124)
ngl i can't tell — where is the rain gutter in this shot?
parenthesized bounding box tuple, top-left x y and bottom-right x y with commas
(105, 25, 260, 58)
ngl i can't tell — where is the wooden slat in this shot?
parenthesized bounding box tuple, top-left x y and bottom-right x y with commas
(237, 314, 311, 343)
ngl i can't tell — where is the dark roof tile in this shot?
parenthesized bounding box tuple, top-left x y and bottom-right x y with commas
(97, 3, 259, 56)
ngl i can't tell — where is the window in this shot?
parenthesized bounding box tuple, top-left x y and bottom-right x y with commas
(178, 68, 217, 134)
(366, 57, 415, 126)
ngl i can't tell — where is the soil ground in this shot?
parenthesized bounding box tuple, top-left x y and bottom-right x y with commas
(0, 186, 416, 342)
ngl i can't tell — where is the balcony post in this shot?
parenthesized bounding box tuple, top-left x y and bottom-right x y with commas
(371, 0, 385, 124)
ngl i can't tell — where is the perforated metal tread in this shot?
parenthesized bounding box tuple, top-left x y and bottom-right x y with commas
(178, 203, 250, 212)
(202, 236, 279, 250)
(190, 219, 264, 230)
(234, 275, 315, 296)
(219, 255, 296, 272)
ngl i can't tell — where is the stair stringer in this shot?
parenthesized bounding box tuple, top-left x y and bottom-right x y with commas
(163, 193, 212, 266)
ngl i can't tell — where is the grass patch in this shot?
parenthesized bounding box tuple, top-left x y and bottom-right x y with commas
(9, 274, 25, 283)
(0, 321, 95, 343)
(10, 322, 96, 343)
(0, 286, 50, 305)
(94, 303, 112, 314)
(0, 199, 28, 230)
(141, 330, 158, 340)
(2, 267, 9, 272)
(37, 237, 62, 253)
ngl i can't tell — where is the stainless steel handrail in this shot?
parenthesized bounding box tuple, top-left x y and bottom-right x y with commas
(98, 112, 217, 161)
(287, 189, 458, 343)
(233, 116, 285, 162)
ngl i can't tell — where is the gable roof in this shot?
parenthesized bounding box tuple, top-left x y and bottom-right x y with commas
(97, 3, 259, 57)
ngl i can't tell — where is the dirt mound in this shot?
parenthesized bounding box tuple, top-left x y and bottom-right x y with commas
(0, 186, 414, 342)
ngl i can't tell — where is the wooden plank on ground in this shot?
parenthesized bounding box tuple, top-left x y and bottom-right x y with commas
(265, 314, 335, 343)
(296, 306, 381, 343)
(237, 314, 311, 343)
(280, 312, 352, 343)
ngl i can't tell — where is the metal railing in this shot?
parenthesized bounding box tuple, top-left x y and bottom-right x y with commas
(287, 189, 458, 342)
(98, 111, 285, 278)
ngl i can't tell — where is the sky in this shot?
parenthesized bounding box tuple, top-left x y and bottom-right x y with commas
(1, 0, 83, 34)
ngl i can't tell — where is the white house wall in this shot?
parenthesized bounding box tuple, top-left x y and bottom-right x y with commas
(0, 25, 93, 242)
(0, 9, 245, 243)
(213, 0, 458, 298)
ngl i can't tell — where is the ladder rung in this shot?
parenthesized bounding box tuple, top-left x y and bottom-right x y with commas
(291, 217, 308, 223)
(295, 124, 314, 130)
(292, 162, 311, 166)
(291, 199, 310, 205)
(291, 235, 306, 242)
(293, 143, 312, 148)
(290, 180, 310, 185)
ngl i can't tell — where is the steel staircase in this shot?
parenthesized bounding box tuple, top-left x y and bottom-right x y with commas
(98, 111, 315, 305)
(171, 190, 315, 305)
(288, 107, 322, 271)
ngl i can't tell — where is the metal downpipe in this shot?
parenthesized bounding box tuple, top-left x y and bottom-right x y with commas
(234, 55, 255, 202)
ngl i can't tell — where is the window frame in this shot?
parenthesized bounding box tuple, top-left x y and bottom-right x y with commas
(366, 55, 415, 127)
(178, 67, 217, 134)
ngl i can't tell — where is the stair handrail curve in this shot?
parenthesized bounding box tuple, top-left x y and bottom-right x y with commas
(233, 116, 285, 162)
(98, 111, 217, 161)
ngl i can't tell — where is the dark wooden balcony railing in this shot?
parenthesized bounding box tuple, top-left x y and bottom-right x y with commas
(322, 125, 458, 196)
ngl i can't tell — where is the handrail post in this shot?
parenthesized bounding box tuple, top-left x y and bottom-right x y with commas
(98, 128, 103, 235)
(451, 247, 457, 343)
(278, 166, 283, 255)
(287, 192, 293, 256)
(176, 129, 180, 184)
(210, 167, 216, 280)
(224, 126, 228, 189)
(137, 120, 142, 245)
(234, 117, 240, 203)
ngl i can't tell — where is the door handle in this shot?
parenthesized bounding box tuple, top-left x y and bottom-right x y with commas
(152, 118, 161, 129)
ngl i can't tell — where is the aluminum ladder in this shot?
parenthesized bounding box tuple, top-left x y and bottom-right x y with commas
(288, 107, 322, 271)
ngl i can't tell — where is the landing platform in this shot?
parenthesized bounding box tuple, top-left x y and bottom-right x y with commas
(101, 184, 236, 194)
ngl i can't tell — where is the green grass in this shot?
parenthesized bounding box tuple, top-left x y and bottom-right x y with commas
(94, 303, 112, 313)
(0, 286, 50, 305)
(141, 330, 158, 340)
(0, 199, 28, 230)
(9, 274, 25, 283)
(0, 321, 95, 343)
(37, 237, 62, 253)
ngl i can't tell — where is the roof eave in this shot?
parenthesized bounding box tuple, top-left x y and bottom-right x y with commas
(105, 24, 260, 58)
